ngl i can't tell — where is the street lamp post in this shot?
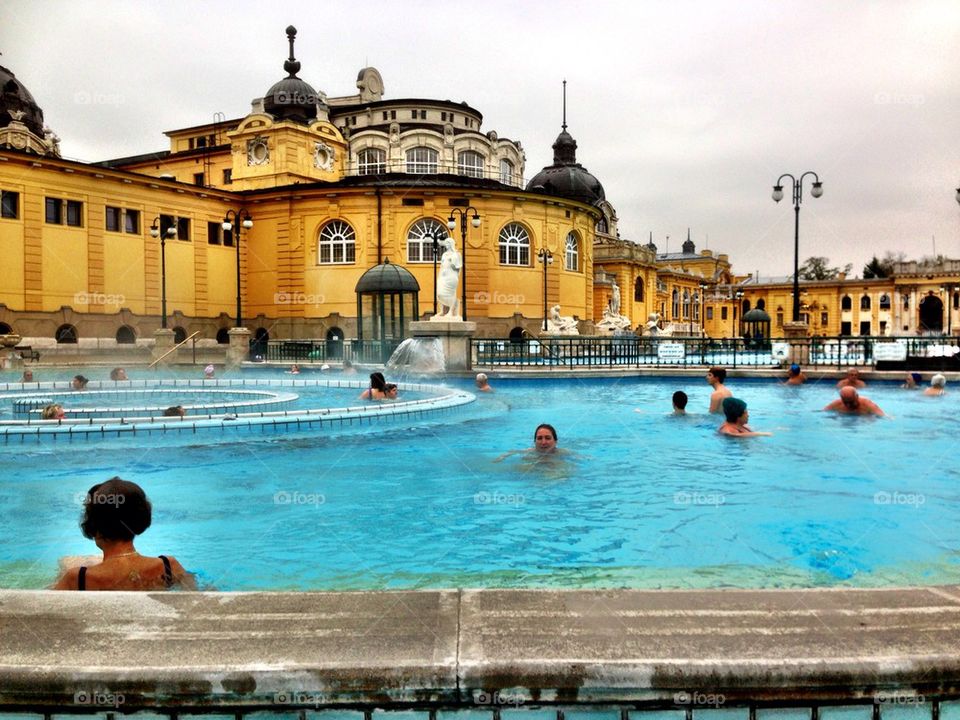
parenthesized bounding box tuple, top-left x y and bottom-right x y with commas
(538, 248, 554, 331)
(222, 209, 254, 328)
(772, 172, 823, 322)
(447, 207, 480, 321)
(149, 217, 177, 329)
(430, 229, 443, 316)
(698, 282, 707, 336)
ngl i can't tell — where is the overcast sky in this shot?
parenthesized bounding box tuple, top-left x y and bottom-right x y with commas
(3, 0, 959, 278)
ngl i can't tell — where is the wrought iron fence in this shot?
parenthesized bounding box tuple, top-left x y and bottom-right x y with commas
(472, 335, 960, 370)
(253, 339, 403, 365)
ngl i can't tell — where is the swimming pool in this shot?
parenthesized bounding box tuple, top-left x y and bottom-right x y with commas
(1, 369, 957, 590)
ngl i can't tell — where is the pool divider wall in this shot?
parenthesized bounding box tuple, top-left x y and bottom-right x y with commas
(0, 379, 475, 441)
(1, 587, 959, 710)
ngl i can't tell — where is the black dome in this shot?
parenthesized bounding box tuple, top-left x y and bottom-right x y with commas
(742, 308, 771, 322)
(262, 26, 321, 124)
(0, 64, 45, 136)
(355, 261, 420, 293)
(525, 126, 605, 206)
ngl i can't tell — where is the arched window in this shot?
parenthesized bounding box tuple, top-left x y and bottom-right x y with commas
(682, 290, 691, 318)
(742, 299, 751, 313)
(634, 277, 645, 302)
(457, 150, 484, 178)
(405, 147, 438, 174)
(407, 218, 448, 263)
(318, 220, 356, 264)
(564, 231, 579, 272)
(216, 327, 230, 344)
(357, 148, 386, 175)
(596, 216, 608, 234)
(173, 326, 187, 344)
(671, 289, 680, 319)
(498, 223, 530, 266)
(860, 294, 872, 310)
(115, 325, 136, 344)
(879, 294, 891, 310)
(55, 324, 78, 344)
(756, 299, 766, 311)
(0, 322, 12, 335)
(509, 326, 527, 343)
(499, 159, 514, 185)
(841, 295, 852, 310)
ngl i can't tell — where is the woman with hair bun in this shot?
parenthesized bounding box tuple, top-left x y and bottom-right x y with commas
(53, 477, 194, 591)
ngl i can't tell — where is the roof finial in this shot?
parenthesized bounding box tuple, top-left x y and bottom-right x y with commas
(562, 79, 567, 131)
(687, 227, 691, 241)
(284, 25, 302, 78)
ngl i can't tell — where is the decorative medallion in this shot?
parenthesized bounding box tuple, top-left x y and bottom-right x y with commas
(247, 137, 270, 166)
(313, 141, 335, 170)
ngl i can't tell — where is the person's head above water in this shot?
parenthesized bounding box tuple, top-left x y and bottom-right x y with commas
(672, 390, 688, 411)
(789, 364, 801, 377)
(369, 372, 387, 391)
(80, 477, 152, 542)
(839, 386, 860, 406)
(533, 423, 558, 452)
(707, 367, 727, 384)
(722, 397, 747, 423)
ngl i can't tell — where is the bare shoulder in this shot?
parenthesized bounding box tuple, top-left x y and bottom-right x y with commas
(52, 566, 80, 590)
(165, 556, 197, 589)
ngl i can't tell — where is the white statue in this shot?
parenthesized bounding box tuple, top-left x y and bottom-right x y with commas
(609, 281, 621, 316)
(597, 280, 631, 332)
(546, 304, 579, 335)
(432, 236, 462, 321)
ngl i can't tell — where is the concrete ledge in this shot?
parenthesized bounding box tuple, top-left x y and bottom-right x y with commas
(2, 587, 960, 709)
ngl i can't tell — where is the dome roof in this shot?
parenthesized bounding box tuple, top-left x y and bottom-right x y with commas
(525, 125, 605, 206)
(0, 64, 45, 136)
(743, 308, 772, 322)
(262, 26, 322, 124)
(355, 260, 420, 293)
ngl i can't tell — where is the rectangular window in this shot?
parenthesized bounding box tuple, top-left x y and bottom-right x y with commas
(441, 112, 446, 121)
(821, 312, 828, 326)
(105, 206, 121, 232)
(0, 190, 18, 219)
(390, 110, 396, 119)
(721, 307, 728, 320)
(66, 200, 83, 227)
(382, 111, 388, 121)
(840, 321, 852, 336)
(411, 110, 417, 119)
(194, 173, 205, 186)
(207, 221, 221, 245)
(177, 217, 190, 241)
(159, 214, 176, 238)
(124, 209, 139, 234)
(223, 225, 233, 246)
(419, 110, 426, 119)
(776, 312, 783, 327)
(706, 307, 714, 321)
(859, 321, 871, 336)
(196, 136, 207, 148)
(223, 169, 232, 185)
(45, 197, 62, 224)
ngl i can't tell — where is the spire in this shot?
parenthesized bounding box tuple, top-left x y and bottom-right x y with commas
(682, 228, 696, 254)
(283, 25, 302, 78)
(562, 79, 567, 131)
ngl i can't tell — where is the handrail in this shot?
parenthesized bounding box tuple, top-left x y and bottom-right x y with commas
(148, 331, 201, 368)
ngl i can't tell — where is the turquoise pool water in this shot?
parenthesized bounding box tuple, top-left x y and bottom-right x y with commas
(2, 369, 958, 590)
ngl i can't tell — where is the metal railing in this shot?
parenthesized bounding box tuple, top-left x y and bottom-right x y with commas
(254, 339, 403, 366)
(472, 335, 960, 370)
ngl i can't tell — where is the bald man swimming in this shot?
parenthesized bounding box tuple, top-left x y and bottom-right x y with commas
(824, 386, 885, 417)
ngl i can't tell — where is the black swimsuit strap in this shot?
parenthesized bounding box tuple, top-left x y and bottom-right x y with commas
(158, 555, 174, 587)
(78, 566, 86, 591)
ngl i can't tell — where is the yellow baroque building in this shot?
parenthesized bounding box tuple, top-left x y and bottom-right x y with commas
(1, 28, 958, 350)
